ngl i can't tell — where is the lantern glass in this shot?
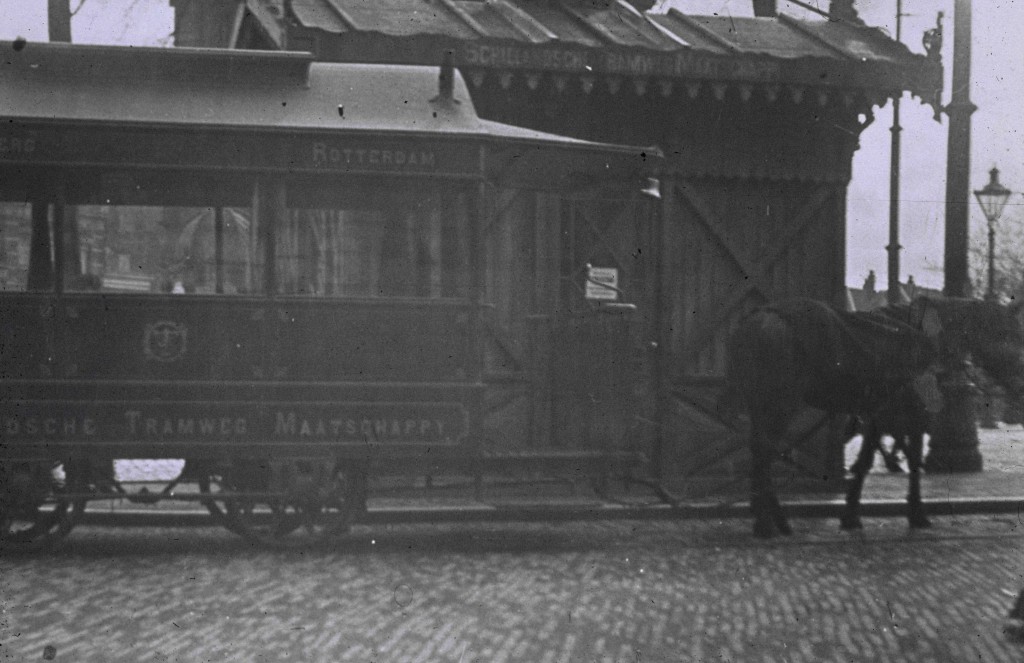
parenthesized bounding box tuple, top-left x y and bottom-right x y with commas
(974, 167, 1012, 225)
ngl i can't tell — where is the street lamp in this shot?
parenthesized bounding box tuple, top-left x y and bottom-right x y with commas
(974, 167, 1012, 300)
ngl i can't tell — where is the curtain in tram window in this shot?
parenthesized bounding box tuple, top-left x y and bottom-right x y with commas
(278, 209, 384, 297)
(0, 202, 34, 291)
(278, 190, 469, 299)
(377, 192, 457, 299)
(177, 207, 257, 294)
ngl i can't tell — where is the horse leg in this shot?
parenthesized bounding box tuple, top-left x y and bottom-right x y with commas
(748, 419, 794, 538)
(749, 434, 777, 538)
(731, 310, 799, 538)
(841, 421, 880, 530)
(904, 429, 930, 528)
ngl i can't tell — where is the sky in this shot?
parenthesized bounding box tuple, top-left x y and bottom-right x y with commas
(1, 0, 1021, 290)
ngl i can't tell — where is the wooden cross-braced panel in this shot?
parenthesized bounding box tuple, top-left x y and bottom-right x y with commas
(665, 178, 843, 379)
(656, 176, 846, 485)
(481, 187, 559, 450)
(559, 195, 648, 313)
(552, 192, 657, 451)
(482, 188, 548, 377)
(480, 186, 656, 453)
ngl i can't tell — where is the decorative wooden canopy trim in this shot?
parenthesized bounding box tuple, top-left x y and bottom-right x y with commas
(460, 66, 895, 108)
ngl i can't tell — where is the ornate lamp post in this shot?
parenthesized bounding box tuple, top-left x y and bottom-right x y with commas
(974, 167, 1012, 301)
(974, 167, 1014, 427)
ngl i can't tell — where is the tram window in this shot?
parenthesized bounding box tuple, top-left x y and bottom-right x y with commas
(278, 189, 470, 299)
(0, 202, 34, 291)
(63, 204, 262, 295)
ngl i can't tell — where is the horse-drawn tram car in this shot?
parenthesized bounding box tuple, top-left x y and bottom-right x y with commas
(0, 41, 658, 549)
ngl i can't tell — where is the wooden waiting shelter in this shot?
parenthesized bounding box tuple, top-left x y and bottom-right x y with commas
(169, 0, 943, 486)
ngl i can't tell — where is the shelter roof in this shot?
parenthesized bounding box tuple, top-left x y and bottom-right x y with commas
(269, 0, 941, 99)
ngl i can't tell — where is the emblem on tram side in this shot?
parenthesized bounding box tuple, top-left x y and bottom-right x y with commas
(143, 321, 188, 363)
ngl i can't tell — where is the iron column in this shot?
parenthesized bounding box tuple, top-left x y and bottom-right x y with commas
(887, 0, 904, 306)
(928, 0, 983, 472)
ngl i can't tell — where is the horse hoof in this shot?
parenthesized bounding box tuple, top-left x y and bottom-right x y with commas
(909, 517, 932, 529)
(753, 522, 775, 539)
(777, 523, 793, 536)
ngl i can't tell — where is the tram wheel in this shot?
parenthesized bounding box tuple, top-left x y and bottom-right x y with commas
(221, 459, 361, 549)
(0, 462, 86, 553)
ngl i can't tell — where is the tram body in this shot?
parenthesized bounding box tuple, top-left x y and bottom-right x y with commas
(0, 42, 654, 548)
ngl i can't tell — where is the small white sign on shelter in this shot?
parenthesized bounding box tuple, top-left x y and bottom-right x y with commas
(585, 266, 619, 301)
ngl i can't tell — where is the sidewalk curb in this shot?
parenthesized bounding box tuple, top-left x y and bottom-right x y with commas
(78, 496, 1024, 528)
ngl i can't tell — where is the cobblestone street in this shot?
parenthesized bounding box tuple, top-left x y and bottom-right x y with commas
(2, 514, 1022, 663)
(3, 4, 1024, 662)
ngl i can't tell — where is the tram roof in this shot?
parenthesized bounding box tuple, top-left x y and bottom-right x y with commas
(0, 41, 580, 140)
(0, 41, 656, 183)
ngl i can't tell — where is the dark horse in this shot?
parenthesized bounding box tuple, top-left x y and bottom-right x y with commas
(725, 297, 1024, 538)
